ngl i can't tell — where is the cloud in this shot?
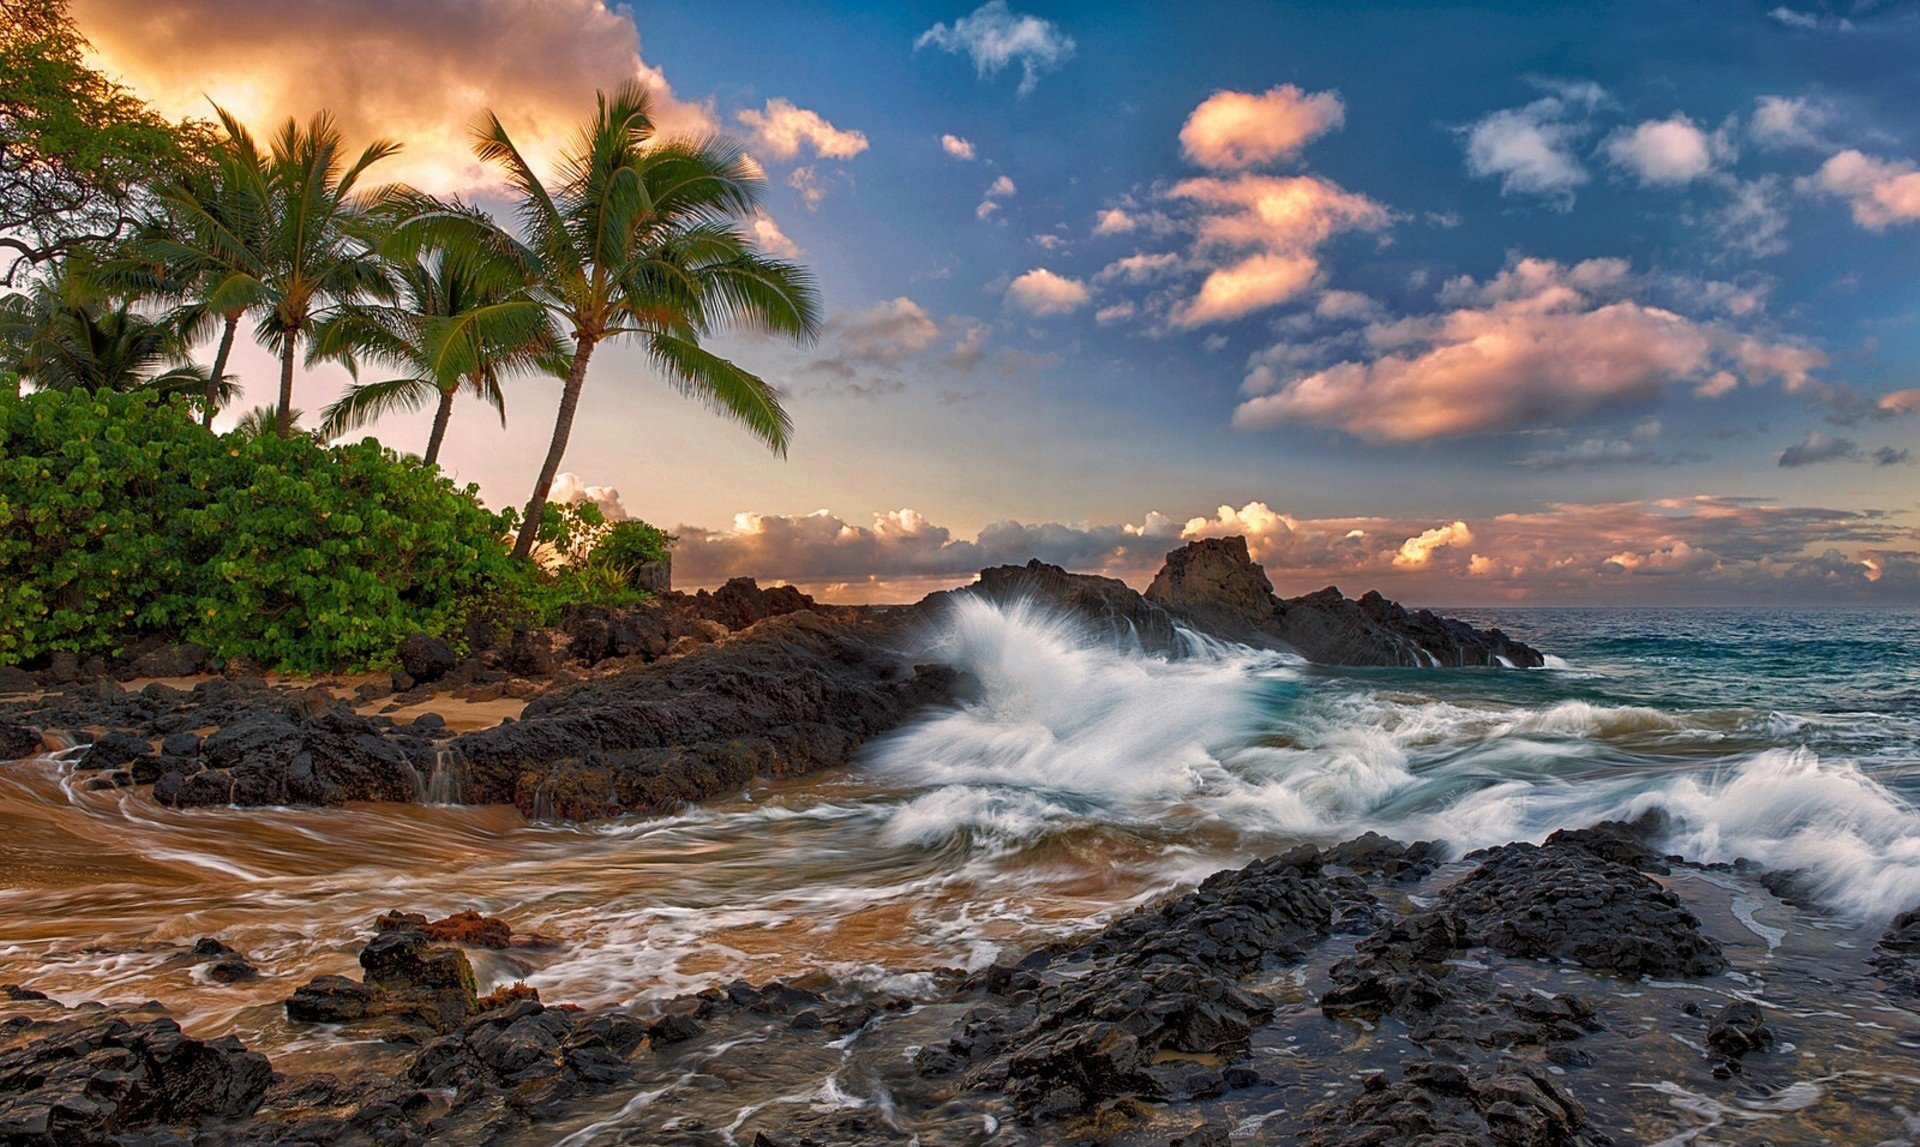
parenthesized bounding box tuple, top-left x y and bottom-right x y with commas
(1769, 6, 1854, 31)
(668, 495, 1918, 604)
(71, 0, 719, 195)
(830, 298, 941, 362)
(1749, 95, 1833, 150)
(735, 98, 869, 160)
(1779, 429, 1860, 467)
(1004, 268, 1091, 315)
(1710, 176, 1792, 259)
(1601, 114, 1720, 185)
(1179, 85, 1346, 170)
(1233, 256, 1826, 442)
(1874, 446, 1912, 466)
(1095, 251, 1182, 284)
(940, 133, 977, 160)
(1094, 207, 1139, 235)
(549, 473, 628, 521)
(976, 173, 1017, 219)
(750, 214, 801, 259)
(1878, 389, 1920, 416)
(915, 1, 1075, 96)
(1459, 84, 1606, 205)
(1095, 301, 1137, 324)
(1162, 174, 1391, 326)
(1516, 419, 1704, 469)
(1807, 150, 1920, 228)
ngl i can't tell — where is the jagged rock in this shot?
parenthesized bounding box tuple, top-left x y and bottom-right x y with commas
(945, 558, 1183, 653)
(1442, 841, 1725, 977)
(77, 731, 149, 771)
(1705, 1000, 1771, 1060)
(1870, 905, 1920, 997)
(0, 722, 42, 760)
(1304, 1060, 1597, 1147)
(152, 709, 429, 808)
(0, 667, 36, 697)
(688, 577, 816, 631)
(286, 914, 479, 1033)
(0, 1013, 272, 1143)
(396, 633, 456, 685)
(116, 641, 208, 679)
(1147, 536, 1545, 667)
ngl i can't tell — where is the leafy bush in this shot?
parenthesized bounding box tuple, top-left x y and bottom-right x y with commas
(0, 388, 529, 669)
(592, 519, 671, 571)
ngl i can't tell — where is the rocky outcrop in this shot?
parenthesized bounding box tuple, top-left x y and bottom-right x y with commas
(1304, 1060, 1598, 1147)
(1148, 536, 1545, 667)
(449, 610, 960, 820)
(286, 912, 484, 1033)
(0, 722, 44, 760)
(152, 703, 434, 809)
(1871, 905, 1920, 997)
(932, 558, 1183, 653)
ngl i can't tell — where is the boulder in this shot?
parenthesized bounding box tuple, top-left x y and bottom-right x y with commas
(0, 666, 36, 696)
(396, 633, 456, 684)
(0, 722, 43, 760)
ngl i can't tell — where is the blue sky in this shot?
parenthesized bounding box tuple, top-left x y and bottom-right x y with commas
(80, 0, 1920, 602)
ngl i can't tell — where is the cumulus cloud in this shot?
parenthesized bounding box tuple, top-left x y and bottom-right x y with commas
(735, 98, 869, 160)
(669, 495, 1917, 604)
(549, 473, 628, 521)
(976, 173, 1017, 219)
(750, 214, 801, 259)
(1232, 256, 1826, 442)
(1779, 429, 1860, 467)
(1094, 207, 1139, 235)
(1163, 174, 1391, 325)
(71, 0, 719, 195)
(1878, 389, 1920, 416)
(1601, 114, 1720, 185)
(797, 296, 983, 395)
(940, 133, 977, 160)
(1459, 83, 1606, 205)
(1005, 268, 1091, 315)
(1749, 95, 1833, 151)
(1807, 150, 1920, 228)
(1179, 85, 1346, 170)
(915, 1, 1075, 96)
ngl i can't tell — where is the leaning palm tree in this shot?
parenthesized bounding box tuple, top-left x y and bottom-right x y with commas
(123, 108, 277, 427)
(467, 83, 820, 559)
(251, 112, 400, 436)
(309, 205, 563, 465)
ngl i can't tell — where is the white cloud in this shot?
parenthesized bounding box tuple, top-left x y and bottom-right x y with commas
(1005, 268, 1091, 315)
(1807, 150, 1920, 228)
(940, 133, 977, 160)
(915, 1, 1075, 96)
(1095, 301, 1137, 324)
(1393, 521, 1472, 568)
(1095, 251, 1182, 284)
(1601, 114, 1719, 185)
(976, 173, 1017, 219)
(749, 213, 801, 259)
(1232, 256, 1826, 441)
(735, 98, 869, 160)
(1459, 84, 1606, 205)
(1179, 85, 1346, 170)
(1749, 95, 1833, 150)
(550, 473, 628, 521)
(1093, 207, 1138, 235)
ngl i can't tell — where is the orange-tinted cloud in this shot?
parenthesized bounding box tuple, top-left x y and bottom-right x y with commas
(1179, 85, 1346, 170)
(1809, 150, 1920, 228)
(74, 0, 717, 193)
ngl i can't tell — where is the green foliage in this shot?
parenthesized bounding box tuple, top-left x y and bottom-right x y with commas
(0, 388, 526, 669)
(593, 519, 672, 571)
(0, 0, 211, 283)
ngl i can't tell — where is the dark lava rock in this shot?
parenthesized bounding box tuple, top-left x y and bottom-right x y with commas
(286, 916, 478, 1033)
(0, 1013, 272, 1143)
(1147, 536, 1545, 667)
(0, 667, 35, 697)
(687, 577, 817, 632)
(408, 1000, 645, 1121)
(1705, 1000, 1771, 1060)
(1314, 831, 1448, 880)
(77, 731, 149, 771)
(115, 640, 209, 680)
(1870, 905, 1920, 997)
(1440, 840, 1726, 977)
(451, 611, 960, 820)
(941, 558, 1183, 654)
(952, 852, 1335, 1120)
(1304, 1060, 1599, 1147)
(152, 708, 428, 809)
(0, 722, 43, 760)
(396, 633, 457, 684)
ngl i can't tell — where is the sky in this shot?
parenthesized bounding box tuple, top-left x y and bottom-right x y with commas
(70, 0, 1920, 604)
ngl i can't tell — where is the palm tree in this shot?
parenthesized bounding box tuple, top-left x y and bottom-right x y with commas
(309, 205, 563, 466)
(251, 112, 400, 436)
(124, 108, 276, 427)
(0, 262, 223, 400)
(467, 83, 820, 560)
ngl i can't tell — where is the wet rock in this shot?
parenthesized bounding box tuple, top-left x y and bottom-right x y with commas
(1441, 840, 1726, 977)
(1304, 1060, 1597, 1147)
(286, 917, 478, 1033)
(407, 999, 644, 1121)
(941, 558, 1182, 654)
(396, 633, 456, 685)
(423, 910, 513, 949)
(0, 722, 43, 760)
(154, 709, 426, 808)
(1314, 831, 1448, 880)
(0, 1013, 272, 1142)
(159, 732, 202, 759)
(453, 611, 960, 820)
(1869, 905, 1920, 997)
(77, 731, 149, 771)
(1704, 1000, 1771, 1062)
(1146, 536, 1545, 667)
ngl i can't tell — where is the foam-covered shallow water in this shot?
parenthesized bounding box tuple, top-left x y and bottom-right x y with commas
(1, 601, 1917, 1076)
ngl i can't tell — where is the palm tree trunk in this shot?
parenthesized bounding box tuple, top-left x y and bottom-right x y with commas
(423, 386, 456, 467)
(206, 313, 238, 429)
(275, 331, 297, 437)
(512, 340, 595, 561)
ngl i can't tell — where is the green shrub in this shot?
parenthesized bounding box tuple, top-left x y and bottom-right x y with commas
(592, 518, 671, 571)
(0, 388, 530, 670)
